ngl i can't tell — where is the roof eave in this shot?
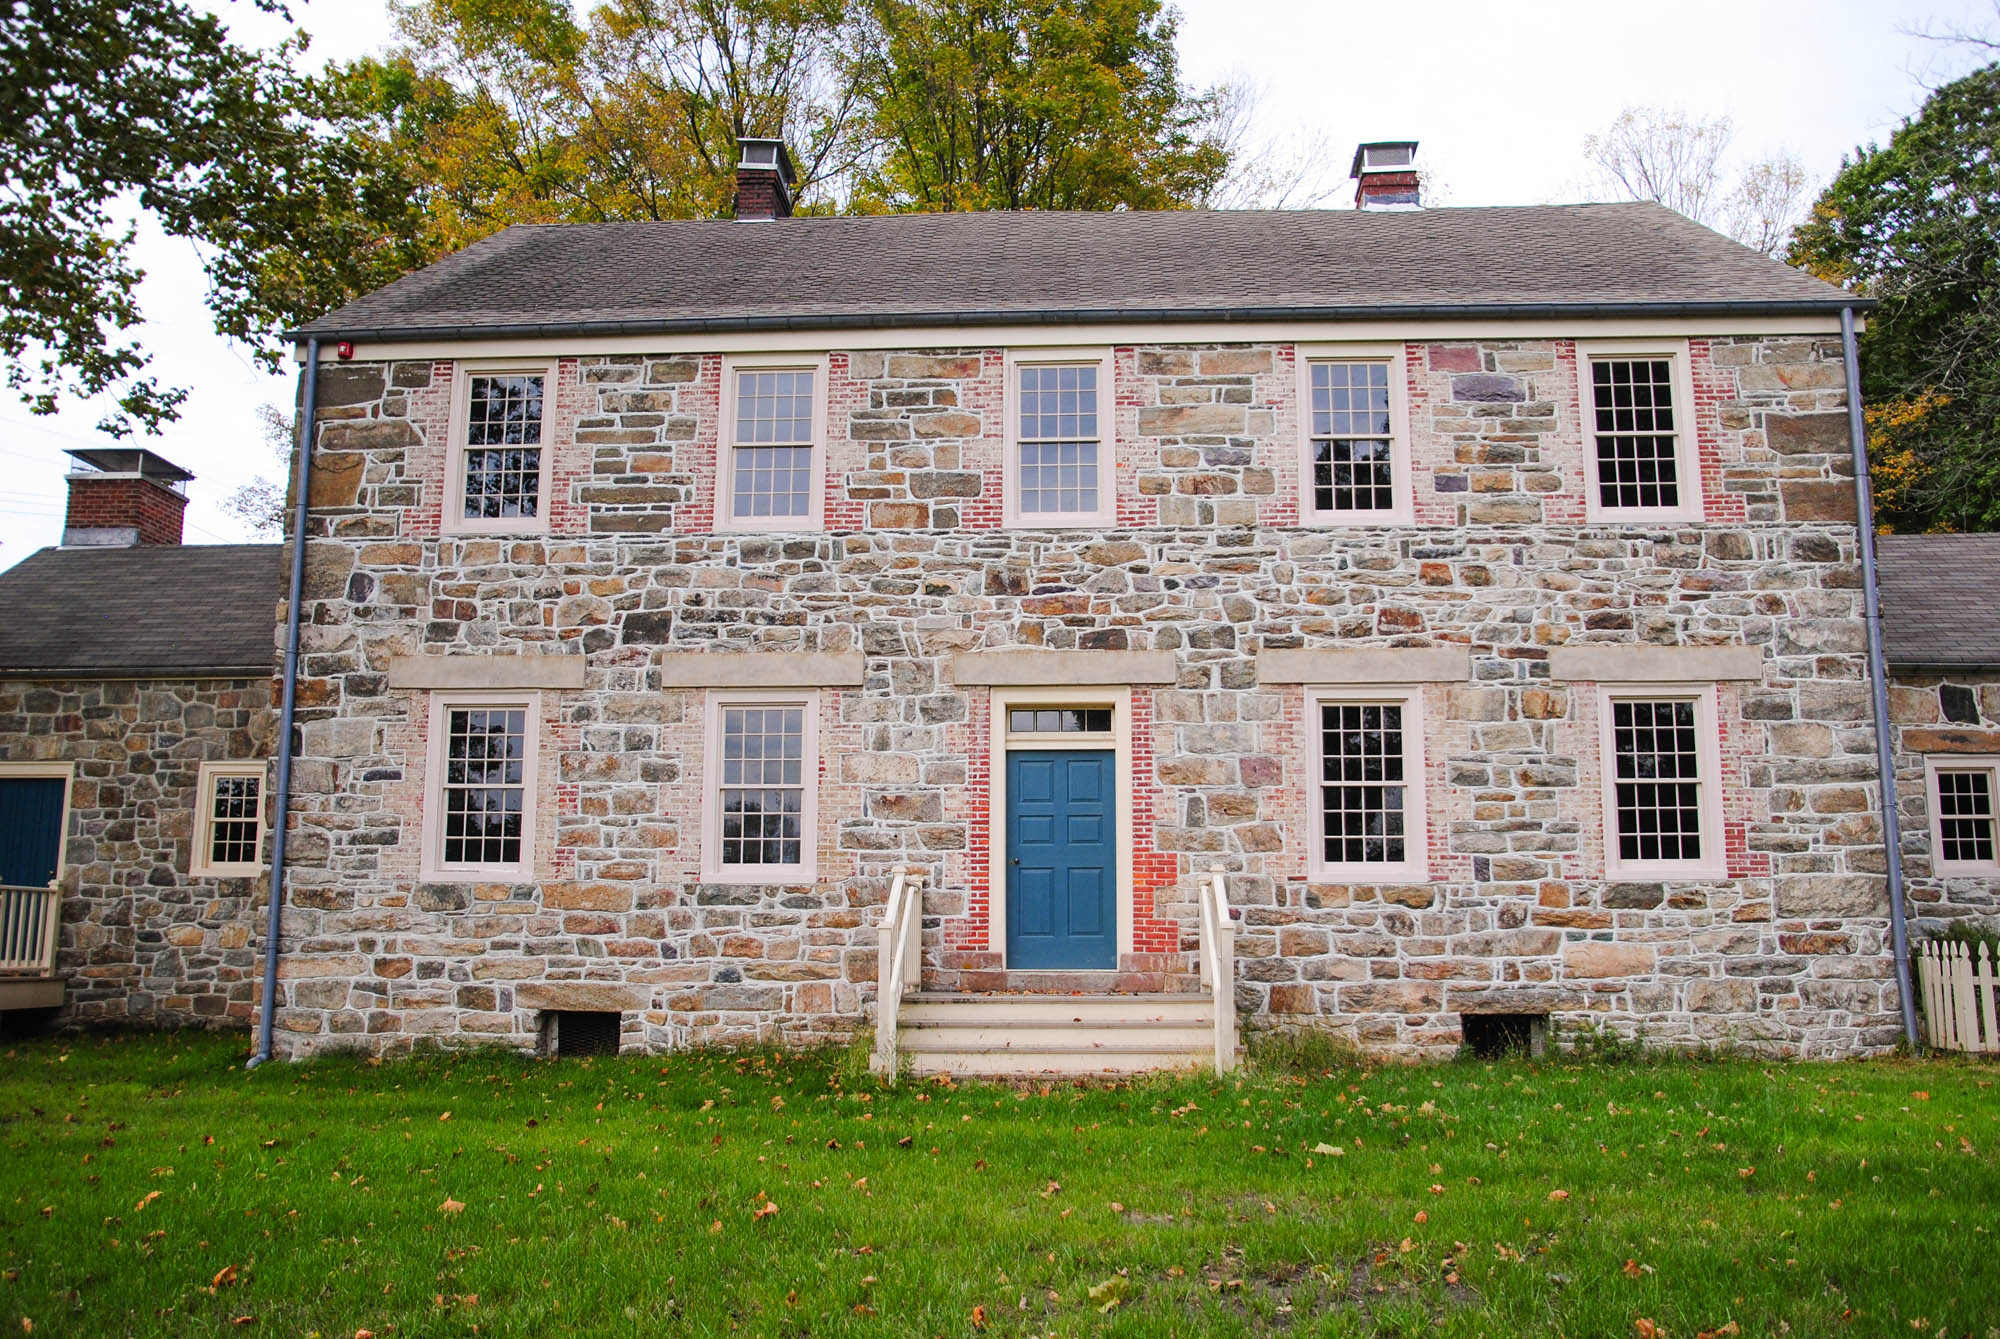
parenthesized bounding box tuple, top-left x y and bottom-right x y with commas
(289, 297, 1875, 345)
(0, 665, 273, 681)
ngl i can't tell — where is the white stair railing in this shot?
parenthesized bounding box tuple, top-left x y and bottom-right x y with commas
(1197, 864, 1239, 1073)
(0, 883, 59, 976)
(874, 866, 926, 1079)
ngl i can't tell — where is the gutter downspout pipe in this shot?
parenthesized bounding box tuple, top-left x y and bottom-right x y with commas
(248, 336, 319, 1069)
(1841, 306, 1920, 1049)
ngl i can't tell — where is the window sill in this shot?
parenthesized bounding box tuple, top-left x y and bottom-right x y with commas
(1604, 861, 1728, 881)
(700, 868, 818, 887)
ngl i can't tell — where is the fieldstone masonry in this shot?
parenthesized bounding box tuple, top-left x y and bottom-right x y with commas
(245, 331, 1919, 1060)
(1891, 670, 2000, 929)
(0, 677, 273, 1025)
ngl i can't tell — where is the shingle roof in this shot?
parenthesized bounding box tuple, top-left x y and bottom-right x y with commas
(0, 545, 280, 679)
(1878, 534, 2000, 668)
(294, 203, 1859, 342)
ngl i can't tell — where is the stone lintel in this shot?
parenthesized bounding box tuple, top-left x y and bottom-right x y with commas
(515, 982, 648, 1013)
(1902, 727, 2000, 754)
(1256, 647, 1470, 684)
(387, 654, 586, 690)
(1549, 644, 1763, 682)
(653, 652, 865, 689)
(949, 650, 1177, 686)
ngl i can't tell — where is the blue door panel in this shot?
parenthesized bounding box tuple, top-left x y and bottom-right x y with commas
(0, 778, 65, 887)
(1006, 749, 1116, 970)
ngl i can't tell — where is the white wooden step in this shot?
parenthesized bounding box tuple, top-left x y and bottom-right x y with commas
(901, 1023, 1213, 1051)
(899, 993, 1212, 1025)
(900, 1045, 1214, 1077)
(888, 992, 1222, 1077)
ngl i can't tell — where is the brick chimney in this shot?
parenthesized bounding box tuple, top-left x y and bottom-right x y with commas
(734, 137, 796, 221)
(62, 448, 193, 547)
(1351, 141, 1421, 210)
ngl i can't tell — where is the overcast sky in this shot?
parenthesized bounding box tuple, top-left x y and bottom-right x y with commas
(2, 0, 1993, 567)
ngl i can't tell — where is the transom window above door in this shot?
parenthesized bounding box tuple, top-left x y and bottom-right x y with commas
(1008, 707, 1112, 734)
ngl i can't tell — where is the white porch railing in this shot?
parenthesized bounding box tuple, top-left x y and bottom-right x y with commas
(874, 866, 925, 1079)
(1917, 939, 2000, 1054)
(0, 883, 59, 977)
(1197, 864, 1239, 1074)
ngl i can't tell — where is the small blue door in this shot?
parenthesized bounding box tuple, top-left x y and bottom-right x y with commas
(1006, 750, 1116, 970)
(0, 778, 65, 887)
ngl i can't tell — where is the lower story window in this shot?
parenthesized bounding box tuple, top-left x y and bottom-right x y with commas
(1309, 687, 1425, 880)
(191, 761, 265, 877)
(424, 694, 538, 879)
(705, 691, 819, 883)
(1929, 757, 2000, 873)
(1600, 688, 1723, 876)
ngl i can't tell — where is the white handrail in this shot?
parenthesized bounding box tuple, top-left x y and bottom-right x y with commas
(1197, 864, 1238, 1073)
(874, 866, 925, 1079)
(0, 883, 59, 976)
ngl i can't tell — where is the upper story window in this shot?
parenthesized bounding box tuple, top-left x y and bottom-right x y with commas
(1598, 686, 1724, 877)
(447, 362, 555, 534)
(722, 357, 826, 531)
(1299, 345, 1411, 524)
(1307, 686, 1427, 882)
(1005, 350, 1114, 527)
(703, 690, 820, 883)
(1927, 756, 2000, 875)
(1580, 341, 1702, 522)
(422, 692, 539, 880)
(191, 761, 265, 878)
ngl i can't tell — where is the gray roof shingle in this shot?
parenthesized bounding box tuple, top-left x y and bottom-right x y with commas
(0, 545, 281, 679)
(295, 203, 1859, 342)
(1878, 534, 2000, 668)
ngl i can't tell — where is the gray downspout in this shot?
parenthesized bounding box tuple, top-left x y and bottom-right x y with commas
(248, 336, 319, 1069)
(1840, 306, 1920, 1048)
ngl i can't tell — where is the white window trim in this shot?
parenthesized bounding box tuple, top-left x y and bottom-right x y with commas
(1304, 685, 1430, 883)
(1003, 347, 1117, 529)
(1596, 683, 1727, 879)
(419, 691, 542, 882)
(1925, 754, 2000, 876)
(718, 353, 829, 533)
(986, 685, 1134, 962)
(190, 760, 267, 878)
(1296, 342, 1414, 526)
(0, 761, 73, 887)
(442, 359, 559, 536)
(701, 688, 822, 885)
(1577, 338, 1703, 523)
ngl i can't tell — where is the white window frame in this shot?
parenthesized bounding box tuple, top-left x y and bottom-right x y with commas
(1296, 342, 1413, 525)
(1304, 685, 1429, 883)
(1597, 684, 1726, 879)
(718, 353, 828, 533)
(443, 359, 559, 536)
(190, 760, 267, 878)
(1578, 339, 1703, 523)
(701, 688, 821, 885)
(420, 691, 541, 881)
(0, 760, 74, 887)
(1003, 348, 1116, 529)
(1925, 754, 2000, 876)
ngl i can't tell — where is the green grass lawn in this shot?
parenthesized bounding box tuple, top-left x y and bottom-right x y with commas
(0, 1033, 1995, 1337)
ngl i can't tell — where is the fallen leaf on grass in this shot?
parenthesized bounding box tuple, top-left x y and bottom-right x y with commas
(1088, 1276, 1129, 1313)
(1634, 1321, 1658, 1339)
(971, 1305, 987, 1329)
(1697, 1324, 1740, 1339)
(1623, 1259, 1642, 1280)
(134, 1191, 161, 1212)
(1310, 1142, 1344, 1157)
(1108, 1201, 1125, 1213)
(753, 1201, 779, 1222)
(1547, 1189, 1570, 1202)
(1040, 1180, 1061, 1198)
(438, 1198, 465, 1215)
(439, 1112, 451, 1122)
(212, 1265, 239, 1288)
(229, 1317, 254, 1326)
(1414, 1211, 1427, 1224)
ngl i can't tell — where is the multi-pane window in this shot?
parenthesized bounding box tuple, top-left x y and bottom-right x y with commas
(1930, 759, 2000, 872)
(1319, 702, 1408, 866)
(439, 705, 529, 869)
(1609, 699, 1704, 864)
(1309, 361, 1395, 513)
(1012, 359, 1110, 522)
(1008, 707, 1112, 734)
(717, 704, 808, 871)
(192, 762, 264, 876)
(730, 369, 816, 522)
(461, 373, 546, 521)
(1590, 357, 1682, 512)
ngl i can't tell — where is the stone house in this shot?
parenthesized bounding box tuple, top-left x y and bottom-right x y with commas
(3, 141, 1996, 1069)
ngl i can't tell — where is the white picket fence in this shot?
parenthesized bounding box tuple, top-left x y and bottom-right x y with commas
(1916, 939, 2000, 1054)
(0, 884, 60, 977)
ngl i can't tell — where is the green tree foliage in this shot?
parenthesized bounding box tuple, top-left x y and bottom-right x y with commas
(1788, 63, 2000, 532)
(852, 0, 1226, 212)
(0, 0, 427, 434)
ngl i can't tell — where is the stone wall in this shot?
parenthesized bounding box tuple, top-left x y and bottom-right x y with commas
(269, 333, 1903, 1058)
(1890, 670, 2000, 930)
(0, 676, 274, 1026)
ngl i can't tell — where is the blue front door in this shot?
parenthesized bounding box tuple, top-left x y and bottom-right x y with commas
(0, 778, 65, 887)
(1006, 749, 1116, 970)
